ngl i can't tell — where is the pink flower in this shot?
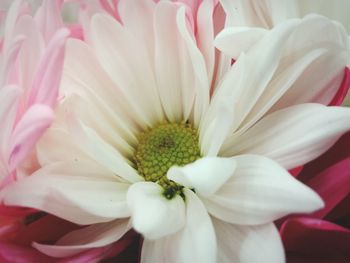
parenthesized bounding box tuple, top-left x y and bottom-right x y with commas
(0, 0, 68, 188)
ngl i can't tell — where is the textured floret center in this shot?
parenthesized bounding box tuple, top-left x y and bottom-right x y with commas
(134, 122, 201, 198)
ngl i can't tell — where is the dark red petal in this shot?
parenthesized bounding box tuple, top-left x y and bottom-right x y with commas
(280, 217, 350, 263)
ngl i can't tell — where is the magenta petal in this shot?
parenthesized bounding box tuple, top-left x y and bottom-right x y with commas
(305, 157, 350, 218)
(298, 131, 350, 182)
(280, 217, 350, 263)
(0, 242, 54, 263)
(329, 67, 350, 106)
(289, 166, 303, 177)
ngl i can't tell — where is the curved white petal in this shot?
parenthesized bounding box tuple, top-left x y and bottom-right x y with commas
(202, 19, 299, 146)
(1, 161, 130, 225)
(34, 219, 131, 258)
(213, 218, 284, 263)
(140, 189, 216, 263)
(223, 104, 350, 169)
(167, 157, 236, 197)
(204, 155, 323, 225)
(215, 27, 267, 58)
(127, 182, 185, 240)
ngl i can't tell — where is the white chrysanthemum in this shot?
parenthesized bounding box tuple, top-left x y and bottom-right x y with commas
(2, 1, 350, 262)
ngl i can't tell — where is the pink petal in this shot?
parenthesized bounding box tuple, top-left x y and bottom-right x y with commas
(34, 0, 64, 42)
(280, 217, 350, 263)
(28, 28, 69, 108)
(329, 67, 350, 106)
(9, 104, 54, 172)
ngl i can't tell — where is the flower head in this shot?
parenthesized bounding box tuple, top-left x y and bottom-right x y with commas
(1, 1, 350, 262)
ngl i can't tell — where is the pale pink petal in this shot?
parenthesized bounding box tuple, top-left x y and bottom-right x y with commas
(29, 28, 69, 107)
(213, 218, 285, 263)
(33, 219, 130, 258)
(0, 85, 20, 156)
(9, 104, 54, 171)
(34, 0, 64, 42)
(204, 155, 323, 225)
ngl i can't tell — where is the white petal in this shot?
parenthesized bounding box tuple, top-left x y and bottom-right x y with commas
(1, 161, 130, 225)
(235, 48, 326, 136)
(141, 239, 168, 263)
(220, 0, 298, 28)
(213, 218, 285, 263)
(118, 0, 156, 60)
(127, 182, 185, 240)
(175, 189, 216, 263)
(204, 19, 299, 144)
(177, 6, 210, 125)
(204, 155, 323, 225)
(141, 189, 217, 263)
(90, 14, 163, 126)
(167, 157, 237, 197)
(154, 2, 198, 122)
(271, 15, 349, 108)
(215, 27, 267, 58)
(72, 120, 142, 183)
(34, 219, 131, 258)
(63, 39, 139, 148)
(196, 0, 215, 86)
(223, 104, 350, 169)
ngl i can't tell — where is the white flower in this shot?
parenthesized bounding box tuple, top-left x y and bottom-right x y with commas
(2, 1, 350, 262)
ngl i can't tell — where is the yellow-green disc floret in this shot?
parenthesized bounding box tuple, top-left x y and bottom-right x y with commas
(134, 122, 201, 199)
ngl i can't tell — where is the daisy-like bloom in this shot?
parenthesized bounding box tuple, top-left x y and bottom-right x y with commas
(2, 0, 350, 262)
(0, 0, 68, 189)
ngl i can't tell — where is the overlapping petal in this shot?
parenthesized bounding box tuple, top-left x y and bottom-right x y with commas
(202, 155, 323, 225)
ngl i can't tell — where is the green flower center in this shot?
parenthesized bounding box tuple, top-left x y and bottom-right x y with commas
(133, 122, 201, 199)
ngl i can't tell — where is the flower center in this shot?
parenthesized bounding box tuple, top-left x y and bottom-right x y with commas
(134, 122, 201, 199)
